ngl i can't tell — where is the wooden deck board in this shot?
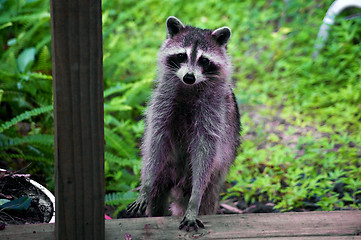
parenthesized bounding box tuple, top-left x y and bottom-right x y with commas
(1, 211, 360, 239)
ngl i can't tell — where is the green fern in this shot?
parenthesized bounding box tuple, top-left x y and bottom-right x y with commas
(104, 127, 135, 158)
(0, 12, 50, 25)
(33, 46, 51, 71)
(0, 105, 53, 133)
(105, 151, 141, 173)
(105, 192, 123, 206)
(105, 191, 137, 207)
(1, 11, 50, 57)
(103, 83, 132, 98)
(22, 72, 52, 81)
(0, 153, 52, 164)
(0, 134, 54, 149)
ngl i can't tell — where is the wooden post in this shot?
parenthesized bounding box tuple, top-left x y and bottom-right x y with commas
(50, 1, 104, 239)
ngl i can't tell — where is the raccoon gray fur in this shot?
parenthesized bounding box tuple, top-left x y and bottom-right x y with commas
(127, 16, 241, 232)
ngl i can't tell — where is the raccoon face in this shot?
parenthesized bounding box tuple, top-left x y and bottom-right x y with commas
(159, 16, 232, 86)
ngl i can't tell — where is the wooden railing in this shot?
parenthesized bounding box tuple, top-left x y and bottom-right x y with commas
(51, 0, 104, 239)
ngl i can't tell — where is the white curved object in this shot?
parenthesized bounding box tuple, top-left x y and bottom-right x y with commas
(29, 179, 56, 223)
(0, 169, 56, 224)
(313, 0, 361, 59)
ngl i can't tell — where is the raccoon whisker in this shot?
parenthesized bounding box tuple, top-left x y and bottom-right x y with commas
(163, 74, 178, 84)
(205, 73, 219, 78)
(166, 64, 179, 71)
(166, 66, 181, 74)
(205, 72, 220, 77)
(199, 80, 215, 89)
(202, 79, 213, 86)
(207, 81, 217, 88)
(167, 60, 181, 69)
(169, 75, 179, 82)
(203, 76, 218, 83)
(170, 61, 181, 68)
(206, 75, 221, 82)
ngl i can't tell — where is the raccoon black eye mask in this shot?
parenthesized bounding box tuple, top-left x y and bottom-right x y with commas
(127, 16, 241, 232)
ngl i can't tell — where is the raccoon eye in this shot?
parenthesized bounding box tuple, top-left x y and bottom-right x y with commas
(177, 53, 187, 61)
(198, 56, 210, 66)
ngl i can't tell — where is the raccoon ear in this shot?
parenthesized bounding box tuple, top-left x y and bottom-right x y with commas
(166, 16, 185, 38)
(212, 27, 231, 46)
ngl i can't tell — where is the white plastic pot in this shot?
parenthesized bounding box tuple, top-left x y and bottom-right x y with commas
(0, 169, 55, 224)
(28, 178, 55, 223)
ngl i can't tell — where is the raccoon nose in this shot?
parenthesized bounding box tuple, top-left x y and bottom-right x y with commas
(183, 73, 196, 85)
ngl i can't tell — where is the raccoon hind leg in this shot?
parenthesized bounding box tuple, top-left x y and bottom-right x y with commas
(170, 184, 191, 216)
(147, 188, 172, 216)
(199, 170, 224, 215)
(146, 170, 174, 217)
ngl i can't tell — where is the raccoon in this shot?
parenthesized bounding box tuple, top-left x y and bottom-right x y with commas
(127, 16, 241, 232)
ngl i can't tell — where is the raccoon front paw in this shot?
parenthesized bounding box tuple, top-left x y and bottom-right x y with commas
(126, 197, 147, 217)
(179, 215, 205, 232)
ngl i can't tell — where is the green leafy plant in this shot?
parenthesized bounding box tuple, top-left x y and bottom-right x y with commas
(0, 196, 31, 211)
(0, 105, 53, 133)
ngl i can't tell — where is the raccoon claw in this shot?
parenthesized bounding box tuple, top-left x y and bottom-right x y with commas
(126, 199, 147, 217)
(179, 217, 204, 232)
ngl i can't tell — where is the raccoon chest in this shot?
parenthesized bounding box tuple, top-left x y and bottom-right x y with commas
(169, 103, 195, 141)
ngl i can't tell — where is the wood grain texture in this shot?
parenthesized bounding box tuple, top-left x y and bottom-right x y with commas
(2, 211, 360, 240)
(50, 0, 104, 239)
(0, 223, 54, 240)
(105, 211, 361, 239)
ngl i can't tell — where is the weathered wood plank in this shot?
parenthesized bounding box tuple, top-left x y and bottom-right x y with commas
(249, 237, 361, 240)
(0, 224, 54, 240)
(105, 211, 361, 239)
(1, 211, 360, 239)
(50, 0, 104, 239)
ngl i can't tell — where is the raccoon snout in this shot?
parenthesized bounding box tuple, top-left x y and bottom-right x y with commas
(183, 73, 196, 85)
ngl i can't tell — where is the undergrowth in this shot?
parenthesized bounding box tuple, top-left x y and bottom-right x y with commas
(1, 0, 360, 215)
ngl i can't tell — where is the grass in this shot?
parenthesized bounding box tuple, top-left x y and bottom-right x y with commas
(0, 0, 360, 215)
(222, 2, 361, 211)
